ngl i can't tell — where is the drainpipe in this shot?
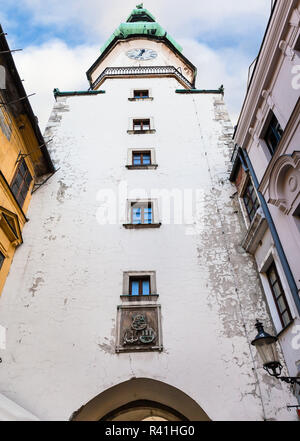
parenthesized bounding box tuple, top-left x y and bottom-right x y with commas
(242, 148, 300, 316)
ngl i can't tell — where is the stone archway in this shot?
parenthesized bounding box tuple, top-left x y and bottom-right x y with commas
(71, 378, 211, 421)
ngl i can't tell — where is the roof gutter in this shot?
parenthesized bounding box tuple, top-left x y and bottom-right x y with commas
(53, 88, 105, 99)
(176, 85, 224, 95)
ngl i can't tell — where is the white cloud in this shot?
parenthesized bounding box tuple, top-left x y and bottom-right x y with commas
(13, 40, 99, 131)
(19, 0, 271, 40)
(7, 0, 273, 129)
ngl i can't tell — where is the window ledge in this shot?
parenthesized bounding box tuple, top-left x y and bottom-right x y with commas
(128, 97, 154, 102)
(126, 165, 158, 170)
(120, 295, 159, 302)
(127, 130, 156, 135)
(123, 223, 162, 229)
(242, 208, 268, 254)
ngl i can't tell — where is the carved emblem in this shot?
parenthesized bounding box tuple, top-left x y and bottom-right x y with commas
(124, 314, 156, 346)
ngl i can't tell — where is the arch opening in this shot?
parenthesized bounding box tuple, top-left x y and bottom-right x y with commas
(71, 378, 211, 421)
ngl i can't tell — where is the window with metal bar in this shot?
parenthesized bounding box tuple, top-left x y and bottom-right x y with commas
(266, 262, 293, 328)
(264, 113, 283, 156)
(133, 119, 150, 131)
(131, 202, 153, 225)
(10, 159, 32, 207)
(0, 251, 4, 271)
(129, 276, 151, 296)
(242, 178, 260, 223)
(132, 151, 151, 166)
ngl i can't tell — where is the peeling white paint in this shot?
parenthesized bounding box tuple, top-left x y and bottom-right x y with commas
(0, 66, 297, 420)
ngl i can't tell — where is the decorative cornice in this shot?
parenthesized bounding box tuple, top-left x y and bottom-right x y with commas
(92, 66, 193, 90)
(267, 151, 300, 214)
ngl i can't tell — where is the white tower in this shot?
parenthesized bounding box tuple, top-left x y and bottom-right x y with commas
(0, 6, 297, 421)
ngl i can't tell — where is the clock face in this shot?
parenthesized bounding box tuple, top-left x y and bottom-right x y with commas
(126, 48, 157, 61)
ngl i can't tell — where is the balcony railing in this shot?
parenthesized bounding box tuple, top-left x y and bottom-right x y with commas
(91, 66, 193, 90)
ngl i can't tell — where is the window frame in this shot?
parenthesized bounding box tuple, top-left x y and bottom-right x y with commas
(126, 148, 157, 169)
(132, 151, 152, 166)
(133, 90, 149, 99)
(133, 119, 151, 131)
(124, 199, 161, 229)
(131, 201, 153, 225)
(10, 159, 33, 208)
(263, 112, 283, 156)
(127, 117, 156, 134)
(129, 275, 151, 297)
(242, 177, 260, 223)
(128, 88, 153, 101)
(121, 271, 158, 301)
(266, 262, 293, 329)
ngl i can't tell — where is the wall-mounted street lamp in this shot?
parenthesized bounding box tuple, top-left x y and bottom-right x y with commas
(251, 320, 300, 386)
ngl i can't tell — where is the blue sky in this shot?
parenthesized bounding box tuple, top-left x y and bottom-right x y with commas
(0, 0, 272, 129)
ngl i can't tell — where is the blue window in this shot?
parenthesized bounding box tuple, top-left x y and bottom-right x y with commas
(133, 151, 151, 165)
(131, 202, 153, 225)
(129, 276, 151, 296)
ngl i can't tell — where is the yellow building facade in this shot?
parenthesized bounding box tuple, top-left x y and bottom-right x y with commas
(0, 26, 54, 295)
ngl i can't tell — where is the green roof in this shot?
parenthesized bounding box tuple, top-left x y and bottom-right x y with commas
(100, 6, 183, 55)
(126, 6, 156, 22)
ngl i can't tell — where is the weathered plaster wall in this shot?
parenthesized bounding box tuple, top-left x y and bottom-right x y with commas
(0, 76, 297, 420)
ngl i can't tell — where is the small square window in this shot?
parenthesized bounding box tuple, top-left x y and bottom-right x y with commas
(263, 113, 283, 156)
(133, 151, 151, 166)
(133, 119, 150, 131)
(0, 251, 4, 270)
(131, 202, 153, 225)
(129, 276, 151, 296)
(122, 271, 157, 299)
(133, 90, 149, 99)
